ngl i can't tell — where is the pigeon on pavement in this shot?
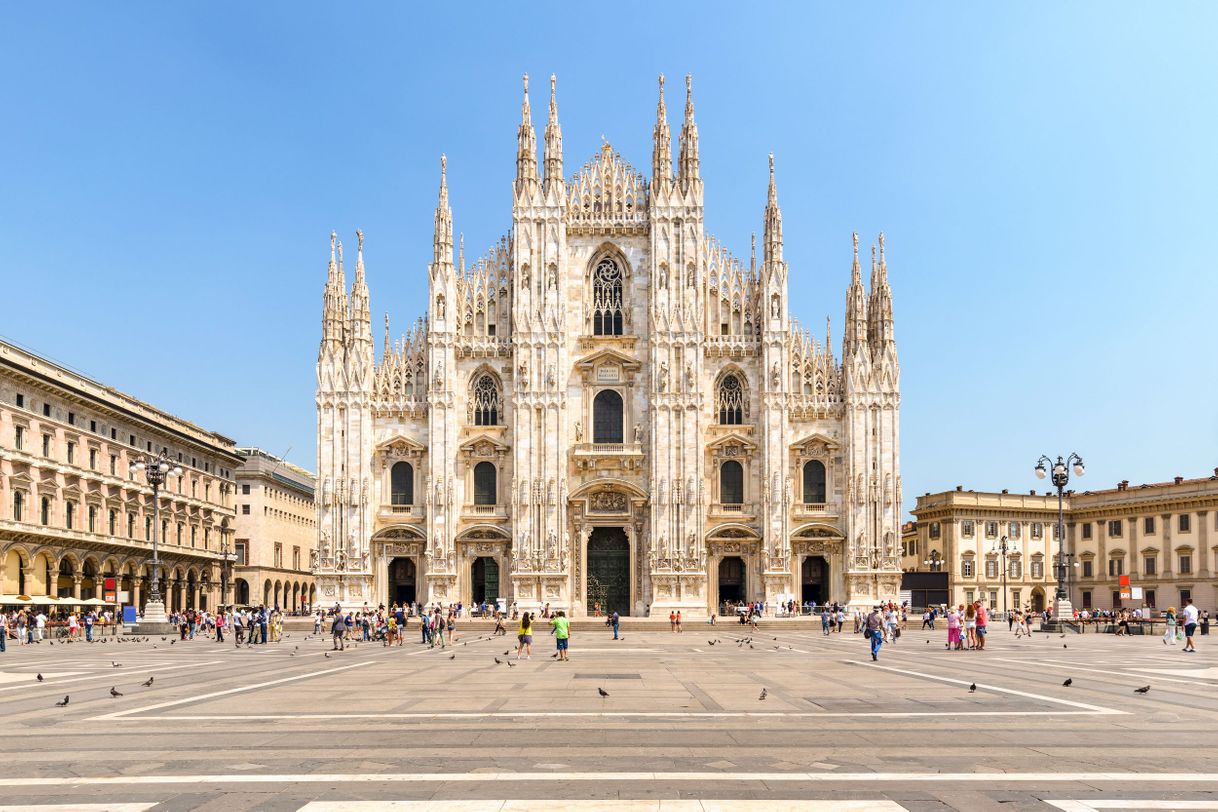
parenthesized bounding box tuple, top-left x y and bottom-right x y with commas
(598, 687, 609, 698)
(110, 687, 123, 697)
(1063, 678, 1072, 687)
(36, 674, 44, 682)
(142, 677, 154, 687)
(55, 695, 69, 707)
(1134, 685, 1151, 694)
(969, 683, 977, 693)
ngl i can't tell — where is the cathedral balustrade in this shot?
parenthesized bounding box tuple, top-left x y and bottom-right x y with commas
(377, 503, 425, 519)
(709, 502, 756, 520)
(454, 336, 511, 358)
(462, 504, 509, 519)
(792, 502, 830, 517)
(704, 335, 759, 358)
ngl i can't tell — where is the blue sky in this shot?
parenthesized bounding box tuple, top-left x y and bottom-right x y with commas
(3, 3, 1215, 513)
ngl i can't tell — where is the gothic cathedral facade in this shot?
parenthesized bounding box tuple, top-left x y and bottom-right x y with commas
(314, 75, 902, 615)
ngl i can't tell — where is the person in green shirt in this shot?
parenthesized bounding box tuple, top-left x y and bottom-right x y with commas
(551, 611, 571, 661)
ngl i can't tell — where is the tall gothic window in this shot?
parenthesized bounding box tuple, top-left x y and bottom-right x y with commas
(471, 374, 500, 426)
(716, 374, 745, 425)
(720, 460, 744, 505)
(391, 461, 414, 505)
(592, 390, 624, 444)
(803, 460, 826, 504)
(473, 462, 497, 505)
(591, 257, 624, 335)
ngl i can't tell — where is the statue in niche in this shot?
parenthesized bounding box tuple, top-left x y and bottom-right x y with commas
(335, 549, 346, 571)
(658, 264, 668, 289)
(633, 423, 642, 443)
(546, 364, 555, 387)
(771, 361, 781, 388)
(771, 294, 780, 319)
(309, 549, 319, 569)
(658, 361, 669, 391)
(685, 363, 694, 388)
(575, 421, 583, 442)
(320, 531, 330, 557)
(548, 265, 558, 289)
(437, 295, 446, 320)
(521, 265, 530, 288)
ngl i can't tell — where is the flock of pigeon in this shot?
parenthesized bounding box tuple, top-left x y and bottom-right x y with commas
(30, 627, 1157, 710)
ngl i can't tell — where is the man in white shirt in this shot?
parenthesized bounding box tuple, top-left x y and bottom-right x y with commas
(1182, 598, 1200, 652)
(35, 612, 46, 642)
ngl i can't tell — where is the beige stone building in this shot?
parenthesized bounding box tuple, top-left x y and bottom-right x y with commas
(314, 74, 903, 614)
(232, 448, 316, 611)
(909, 471, 1218, 613)
(0, 338, 240, 614)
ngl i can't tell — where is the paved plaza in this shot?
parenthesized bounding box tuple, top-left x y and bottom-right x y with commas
(1, 621, 1217, 811)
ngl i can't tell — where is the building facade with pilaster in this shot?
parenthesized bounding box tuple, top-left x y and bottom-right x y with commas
(0, 338, 240, 614)
(314, 74, 903, 615)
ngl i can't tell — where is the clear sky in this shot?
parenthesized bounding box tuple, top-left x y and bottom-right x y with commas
(3, 3, 1215, 514)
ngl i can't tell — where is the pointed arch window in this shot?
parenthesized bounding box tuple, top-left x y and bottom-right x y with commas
(716, 374, 745, 425)
(470, 374, 501, 426)
(391, 461, 414, 506)
(592, 390, 624, 444)
(803, 460, 826, 504)
(720, 460, 744, 505)
(473, 462, 497, 506)
(591, 257, 624, 335)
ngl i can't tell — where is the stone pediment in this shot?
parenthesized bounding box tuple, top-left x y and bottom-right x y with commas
(791, 522, 845, 539)
(7, 471, 33, 487)
(706, 432, 757, 456)
(574, 348, 641, 385)
(377, 435, 427, 458)
(791, 433, 840, 454)
(458, 434, 510, 459)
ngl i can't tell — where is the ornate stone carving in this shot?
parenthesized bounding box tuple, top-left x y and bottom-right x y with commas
(589, 491, 628, 513)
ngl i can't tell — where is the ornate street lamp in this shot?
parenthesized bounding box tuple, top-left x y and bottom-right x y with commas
(922, 550, 943, 572)
(1035, 452, 1084, 620)
(994, 535, 1012, 619)
(220, 539, 236, 609)
(129, 451, 183, 624)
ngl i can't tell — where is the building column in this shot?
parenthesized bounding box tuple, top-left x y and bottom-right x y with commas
(1197, 511, 1210, 577)
(72, 575, 82, 600)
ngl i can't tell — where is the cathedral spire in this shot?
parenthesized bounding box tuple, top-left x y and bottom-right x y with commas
(750, 232, 757, 276)
(383, 312, 390, 360)
(677, 73, 700, 187)
(763, 153, 783, 268)
(349, 229, 371, 348)
(459, 233, 465, 274)
(543, 74, 564, 197)
(433, 154, 453, 272)
(869, 231, 895, 351)
(321, 231, 345, 346)
(652, 73, 672, 183)
(515, 73, 538, 195)
(844, 231, 869, 358)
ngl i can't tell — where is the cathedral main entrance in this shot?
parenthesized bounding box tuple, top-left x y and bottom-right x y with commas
(586, 527, 630, 616)
(389, 557, 417, 606)
(471, 556, 500, 605)
(801, 555, 828, 605)
(718, 556, 746, 606)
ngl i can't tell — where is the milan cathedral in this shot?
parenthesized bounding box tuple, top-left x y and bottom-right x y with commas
(314, 74, 902, 615)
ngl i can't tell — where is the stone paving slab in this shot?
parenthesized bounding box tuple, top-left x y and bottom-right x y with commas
(1, 626, 1217, 809)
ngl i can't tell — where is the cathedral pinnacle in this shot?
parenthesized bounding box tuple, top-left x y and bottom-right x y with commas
(515, 72, 537, 193)
(763, 153, 783, 268)
(433, 154, 454, 270)
(677, 73, 700, 187)
(652, 73, 672, 182)
(543, 74, 564, 196)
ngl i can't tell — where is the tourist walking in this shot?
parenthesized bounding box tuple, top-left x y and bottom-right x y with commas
(610, 610, 620, 640)
(1163, 607, 1178, 645)
(331, 610, 345, 650)
(215, 609, 226, 643)
(516, 611, 533, 659)
(963, 603, 977, 649)
(551, 610, 571, 661)
(865, 606, 884, 661)
(975, 602, 988, 650)
(1182, 598, 1199, 652)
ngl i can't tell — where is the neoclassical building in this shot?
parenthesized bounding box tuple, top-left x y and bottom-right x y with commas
(314, 75, 902, 615)
(0, 338, 240, 613)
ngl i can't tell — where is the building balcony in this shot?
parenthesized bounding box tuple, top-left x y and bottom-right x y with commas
(462, 504, 508, 519)
(572, 442, 645, 473)
(792, 502, 836, 519)
(378, 503, 425, 519)
(710, 502, 756, 519)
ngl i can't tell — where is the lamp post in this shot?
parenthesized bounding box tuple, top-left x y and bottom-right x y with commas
(922, 550, 943, 572)
(1035, 452, 1084, 623)
(220, 539, 236, 609)
(129, 451, 183, 624)
(994, 535, 1012, 620)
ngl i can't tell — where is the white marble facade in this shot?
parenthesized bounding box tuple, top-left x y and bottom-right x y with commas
(314, 75, 902, 615)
